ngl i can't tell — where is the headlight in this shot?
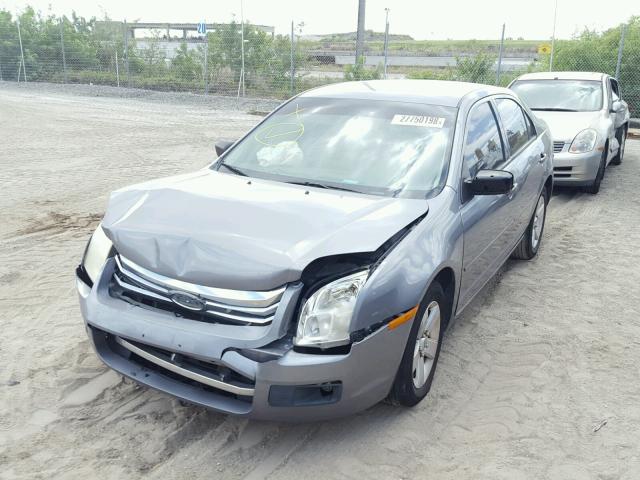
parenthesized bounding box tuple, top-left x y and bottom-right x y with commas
(569, 129, 597, 154)
(81, 225, 113, 284)
(294, 270, 369, 349)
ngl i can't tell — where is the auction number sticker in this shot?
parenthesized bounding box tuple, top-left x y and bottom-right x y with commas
(391, 115, 445, 128)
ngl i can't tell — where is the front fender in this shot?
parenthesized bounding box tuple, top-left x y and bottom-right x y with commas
(351, 186, 463, 333)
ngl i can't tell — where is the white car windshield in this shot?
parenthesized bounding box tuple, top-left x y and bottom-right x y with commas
(511, 80, 603, 112)
(215, 97, 456, 198)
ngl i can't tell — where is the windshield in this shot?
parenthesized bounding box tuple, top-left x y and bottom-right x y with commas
(214, 97, 456, 198)
(511, 80, 603, 112)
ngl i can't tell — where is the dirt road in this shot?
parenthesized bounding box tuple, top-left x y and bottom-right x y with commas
(1, 83, 639, 480)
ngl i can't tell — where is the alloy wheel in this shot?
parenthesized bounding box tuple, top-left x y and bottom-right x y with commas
(412, 301, 441, 389)
(531, 194, 546, 250)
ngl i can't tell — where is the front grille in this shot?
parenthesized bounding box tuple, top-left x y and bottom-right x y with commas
(109, 254, 284, 326)
(553, 141, 566, 153)
(554, 166, 572, 172)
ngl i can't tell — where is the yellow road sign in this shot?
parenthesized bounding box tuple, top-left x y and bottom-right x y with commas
(538, 44, 552, 55)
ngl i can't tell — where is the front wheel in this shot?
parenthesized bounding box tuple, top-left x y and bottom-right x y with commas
(511, 188, 547, 260)
(611, 127, 626, 165)
(583, 152, 606, 194)
(388, 282, 447, 407)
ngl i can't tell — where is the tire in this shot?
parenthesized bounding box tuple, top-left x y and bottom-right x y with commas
(388, 282, 448, 407)
(511, 187, 548, 260)
(611, 126, 626, 165)
(583, 151, 606, 194)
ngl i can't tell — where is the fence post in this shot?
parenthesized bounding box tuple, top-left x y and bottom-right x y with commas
(124, 20, 131, 88)
(496, 23, 505, 85)
(16, 16, 27, 82)
(115, 48, 120, 87)
(290, 21, 295, 97)
(59, 18, 68, 83)
(204, 35, 209, 95)
(615, 24, 626, 80)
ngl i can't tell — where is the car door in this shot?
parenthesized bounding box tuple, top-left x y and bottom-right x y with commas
(458, 100, 513, 308)
(493, 97, 547, 246)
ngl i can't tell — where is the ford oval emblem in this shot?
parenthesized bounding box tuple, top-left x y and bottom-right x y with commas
(168, 291, 206, 311)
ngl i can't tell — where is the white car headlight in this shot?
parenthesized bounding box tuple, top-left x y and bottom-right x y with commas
(569, 129, 597, 154)
(82, 225, 113, 284)
(294, 270, 369, 349)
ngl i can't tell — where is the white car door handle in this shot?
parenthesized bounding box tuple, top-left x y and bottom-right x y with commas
(538, 153, 547, 163)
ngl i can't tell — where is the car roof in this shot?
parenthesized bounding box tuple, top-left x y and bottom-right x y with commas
(299, 79, 511, 107)
(514, 71, 606, 82)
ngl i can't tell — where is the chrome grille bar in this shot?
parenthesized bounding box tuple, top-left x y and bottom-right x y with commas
(118, 255, 285, 308)
(112, 255, 281, 325)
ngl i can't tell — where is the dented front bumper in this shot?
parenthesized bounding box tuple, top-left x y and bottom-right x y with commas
(77, 258, 411, 421)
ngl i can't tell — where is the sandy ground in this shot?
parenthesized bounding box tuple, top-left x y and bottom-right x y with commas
(1, 83, 640, 480)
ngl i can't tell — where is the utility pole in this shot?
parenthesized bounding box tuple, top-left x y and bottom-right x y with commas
(549, 0, 558, 71)
(615, 23, 626, 80)
(355, 0, 366, 65)
(383, 8, 390, 79)
(496, 23, 505, 85)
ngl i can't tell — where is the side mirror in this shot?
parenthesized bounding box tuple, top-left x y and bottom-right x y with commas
(611, 100, 623, 113)
(466, 169, 514, 196)
(215, 140, 235, 157)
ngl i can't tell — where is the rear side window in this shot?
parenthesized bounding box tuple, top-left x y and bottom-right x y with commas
(463, 102, 505, 179)
(495, 98, 531, 154)
(524, 112, 536, 138)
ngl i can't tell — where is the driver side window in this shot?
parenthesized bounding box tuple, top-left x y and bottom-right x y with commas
(463, 101, 506, 181)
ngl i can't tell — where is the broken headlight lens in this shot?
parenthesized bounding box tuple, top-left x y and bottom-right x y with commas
(82, 225, 112, 284)
(294, 270, 368, 349)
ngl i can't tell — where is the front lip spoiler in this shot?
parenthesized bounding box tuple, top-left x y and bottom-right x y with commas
(114, 336, 255, 397)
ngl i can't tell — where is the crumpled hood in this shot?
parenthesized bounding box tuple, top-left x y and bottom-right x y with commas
(102, 170, 429, 291)
(533, 110, 602, 141)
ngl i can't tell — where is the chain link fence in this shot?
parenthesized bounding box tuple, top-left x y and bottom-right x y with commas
(1, 8, 638, 116)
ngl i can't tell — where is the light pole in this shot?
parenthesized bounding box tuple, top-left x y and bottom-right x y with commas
(383, 8, 390, 79)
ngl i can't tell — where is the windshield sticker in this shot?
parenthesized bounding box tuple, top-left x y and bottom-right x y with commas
(391, 115, 445, 128)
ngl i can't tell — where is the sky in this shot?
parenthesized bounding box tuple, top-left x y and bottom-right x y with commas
(0, 0, 637, 40)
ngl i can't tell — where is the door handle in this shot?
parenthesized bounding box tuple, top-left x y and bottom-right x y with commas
(538, 153, 547, 163)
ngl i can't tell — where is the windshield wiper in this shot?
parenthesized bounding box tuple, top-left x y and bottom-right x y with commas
(285, 180, 362, 194)
(531, 107, 579, 112)
(218, 162, 248, 177)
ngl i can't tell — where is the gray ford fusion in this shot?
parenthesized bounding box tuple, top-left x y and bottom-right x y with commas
(77, 80, 553, 420)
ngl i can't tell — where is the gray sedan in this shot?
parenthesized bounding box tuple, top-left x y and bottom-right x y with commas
(510, 71, 630, 194)
(76, 80, 553, 420)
